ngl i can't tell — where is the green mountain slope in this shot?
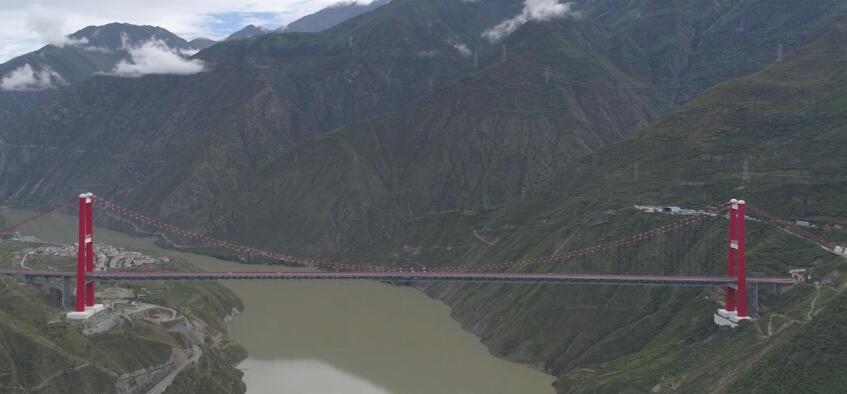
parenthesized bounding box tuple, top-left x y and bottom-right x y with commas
(584, 0, 847, 103)
(0, 241, 246, 393)
(2, 3, 847, 392)
(222, 13, 847, 392)
(2, 0, 844, 239)
(729, 289, 847, 393)
(552, 16, 847, 222)
(98, 11, 847, 392)
(415, 16, 847, 392)
(206, 0, 847, 257)
(217, 18, 659, 254)
(0, 0, 520, 224)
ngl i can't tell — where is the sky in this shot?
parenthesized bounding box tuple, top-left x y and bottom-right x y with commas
(0, 0, 375, 63)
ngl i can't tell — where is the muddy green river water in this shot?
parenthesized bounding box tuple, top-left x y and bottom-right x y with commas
(1, 208, 555, 394)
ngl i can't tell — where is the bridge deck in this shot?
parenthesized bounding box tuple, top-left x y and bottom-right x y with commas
(0, 269, 796, 286)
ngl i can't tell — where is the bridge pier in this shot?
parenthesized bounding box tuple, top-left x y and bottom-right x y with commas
(42, 276, 51, 291)
(749, 282, 759, 315)
(716, 282, 760, 327)
(62, 277, 73, 308)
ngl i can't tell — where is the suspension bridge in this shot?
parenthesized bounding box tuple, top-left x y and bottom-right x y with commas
(0, 193, 819, 325)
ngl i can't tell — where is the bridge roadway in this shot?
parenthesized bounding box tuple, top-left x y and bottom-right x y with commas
(0, 269, 796, 286)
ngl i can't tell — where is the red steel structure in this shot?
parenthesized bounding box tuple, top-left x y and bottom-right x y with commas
(74, 194, 86, 312)
(0, 191, 817, 327)
(62, 194, 763, 316)
(723, 199, 748, 318)
(736, 200, 748, 318)
(3, 268, 792, 286)
(85, 193, 95, 308)
(725, 200, 737, 313)
(74, 193, 95, 313)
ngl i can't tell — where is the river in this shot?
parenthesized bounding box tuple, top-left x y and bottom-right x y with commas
(1, 208, 555, 394)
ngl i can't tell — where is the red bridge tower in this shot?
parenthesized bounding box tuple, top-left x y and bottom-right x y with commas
(67, 193, 104, 320)
(716, 199, 751, 326)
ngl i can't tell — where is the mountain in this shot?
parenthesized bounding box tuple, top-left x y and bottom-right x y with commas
(1, 0, 845, 247)
(581, 0, 847, 104)
(67, 23, 190, 53)
(474, 17, 847, 392)
(218, 19, 657, 253)
(0, 0, 515, 217)
(2, 1, 847, 391)
(176, 4, 847, 392)
(283, 0, 392, 33)
(189, 37, 218, 50)
(0, 23, 193, 89)
(225, 25, 271, 41)
(231, 14, 847, 392)
(204, 0, 847, 256)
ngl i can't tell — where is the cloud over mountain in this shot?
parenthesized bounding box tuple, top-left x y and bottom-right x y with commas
(0, 63, 66, 91)
(483, 0, 578, 42)
(448, 38, 471, 57)
(26, 5, 89, 47)
(109, 38, 206, 77)
(0, 1, 374, 62)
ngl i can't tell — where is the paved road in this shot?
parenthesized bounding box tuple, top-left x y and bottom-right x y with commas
(147, 345, 201, 394)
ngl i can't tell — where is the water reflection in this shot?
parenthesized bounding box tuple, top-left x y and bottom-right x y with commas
(242, 359, 391, 394)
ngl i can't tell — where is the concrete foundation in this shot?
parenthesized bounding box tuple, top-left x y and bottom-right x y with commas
(714, 308, 751, 328)
(66, 304, 105, 320)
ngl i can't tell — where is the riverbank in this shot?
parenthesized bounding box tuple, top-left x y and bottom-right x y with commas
(0, 237, 246, 393)
(1, 208, 556, 394)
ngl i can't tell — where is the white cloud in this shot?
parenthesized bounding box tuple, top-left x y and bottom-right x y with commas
(483, 0, 579, 42)
(448, 39, 471, 57)
(0, 0, 362, 62)
(109, 38, 206, 77)
(179, 48, 200, 57)
(0, 63, 66, 91)
(416, 49, 439, 58)
(26, 5, 89, 47)
(81, 45, 113, 53)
